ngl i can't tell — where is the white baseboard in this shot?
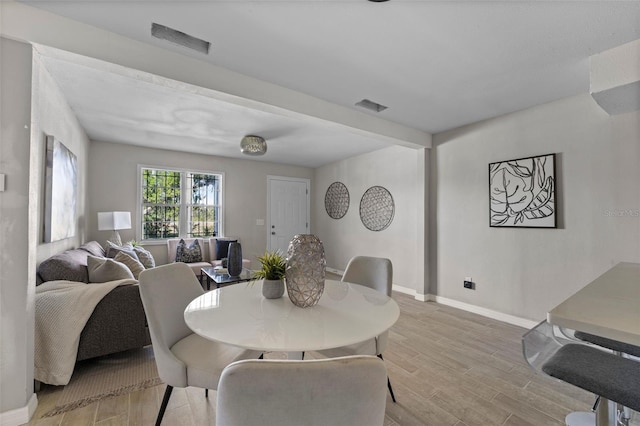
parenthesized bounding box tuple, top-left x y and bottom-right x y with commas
(329, 267, 537, 329)
(427, 295, 538, 329)
(390, 285, 537, 329)
(0, 393, 37, 426)
(391, 284, 429, 301)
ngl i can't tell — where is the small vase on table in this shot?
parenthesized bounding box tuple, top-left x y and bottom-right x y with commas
(227, 242, 243, 277)
(285, 234, 326, 308)
(262, 279, 285, 299)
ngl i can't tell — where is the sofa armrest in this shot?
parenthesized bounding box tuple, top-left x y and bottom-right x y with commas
(77, 284, 151, 361)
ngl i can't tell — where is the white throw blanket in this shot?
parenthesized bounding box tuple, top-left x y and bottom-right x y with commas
(35, 279, 137, 385)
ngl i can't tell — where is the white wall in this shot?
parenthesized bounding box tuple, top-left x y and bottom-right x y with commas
(32, 51, 91, 264)
(87, 141, 313, 266)
(431, 94, 640, 322)
(0, 37, 34, 419)
(314, 146, 425, 290)
(0, 38, 90, 421)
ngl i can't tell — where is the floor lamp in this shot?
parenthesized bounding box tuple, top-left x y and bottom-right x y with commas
(98, 211, 131, 246)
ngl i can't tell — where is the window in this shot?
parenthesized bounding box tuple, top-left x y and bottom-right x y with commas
(140, 167, 222, 240)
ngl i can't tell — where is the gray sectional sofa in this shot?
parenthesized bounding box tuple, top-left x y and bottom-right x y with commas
(36, 241, 151, 361)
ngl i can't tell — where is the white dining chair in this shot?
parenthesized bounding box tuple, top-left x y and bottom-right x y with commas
(138, 262, 261, 425)
(216, 355, 388, 426)
(316, 256, 397, 402)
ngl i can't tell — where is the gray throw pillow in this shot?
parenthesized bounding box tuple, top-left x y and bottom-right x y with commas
(87, 255, 134, 283)
(106, 241, 139, 261)
(133, 246, 156, 268)
(37, 249, 90, 283)
(215, 239, 237, 260)
(175, 239, 203, 263)
(114, 251, 145, 279)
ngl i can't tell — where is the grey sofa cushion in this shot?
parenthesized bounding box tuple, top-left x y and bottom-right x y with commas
(37, 249, 91, 283)
(79, 241, 106, 258)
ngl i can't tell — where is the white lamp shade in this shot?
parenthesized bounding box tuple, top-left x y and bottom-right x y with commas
(98, 211, 131, 231)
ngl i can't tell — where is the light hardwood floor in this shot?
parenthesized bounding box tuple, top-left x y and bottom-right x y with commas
(28, 291, 592, 426)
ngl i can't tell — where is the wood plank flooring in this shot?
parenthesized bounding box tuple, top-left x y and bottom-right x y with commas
(28, 291, 593, 425)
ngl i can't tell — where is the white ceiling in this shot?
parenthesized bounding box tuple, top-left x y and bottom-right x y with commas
(37, 51, 393, 168)
(21, 1, 640, 167)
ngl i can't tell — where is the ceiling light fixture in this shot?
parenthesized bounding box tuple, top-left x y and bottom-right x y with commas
(240, 135, 267, 156)
(355, 99, 388, 113)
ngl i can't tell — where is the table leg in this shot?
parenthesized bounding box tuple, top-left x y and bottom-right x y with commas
(595, 398, 609, 426)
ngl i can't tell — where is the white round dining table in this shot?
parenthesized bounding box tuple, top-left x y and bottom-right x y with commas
(184, 279, 400, 352)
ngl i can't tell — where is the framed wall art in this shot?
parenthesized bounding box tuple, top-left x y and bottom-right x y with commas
(44, 135, 77, 242)
(489, 153, 556, 228)
(359, 185, 394, 231)
(324, 181, 349, 219)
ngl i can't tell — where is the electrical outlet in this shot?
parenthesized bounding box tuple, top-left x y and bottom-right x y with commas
(463, 280, 474, 290)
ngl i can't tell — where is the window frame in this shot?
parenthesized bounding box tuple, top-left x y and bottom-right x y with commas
(137, 164, 224, 243)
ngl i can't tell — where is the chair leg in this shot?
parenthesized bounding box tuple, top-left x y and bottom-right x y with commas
(387, 376, 397, 403)
(259, 353, 264, 359)
(156, 385, 173, 426)
(205, 389, 208, 398)
(378, 354, 397, 403)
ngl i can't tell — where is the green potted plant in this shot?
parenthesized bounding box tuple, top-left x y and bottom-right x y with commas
(253, 250, 286, 299)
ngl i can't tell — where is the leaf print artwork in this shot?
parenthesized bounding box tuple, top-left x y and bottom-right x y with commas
(489, 154, 556, 228)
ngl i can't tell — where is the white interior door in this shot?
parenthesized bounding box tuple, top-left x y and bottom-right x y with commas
(268, 176, 310, 253)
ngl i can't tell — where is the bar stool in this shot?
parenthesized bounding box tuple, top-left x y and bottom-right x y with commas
(522, 322, 640, 426)
(542, 343, 640, 426)
(572, 331, 640, 426)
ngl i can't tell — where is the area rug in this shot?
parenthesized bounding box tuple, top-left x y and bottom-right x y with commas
(43, 346, 162, 417)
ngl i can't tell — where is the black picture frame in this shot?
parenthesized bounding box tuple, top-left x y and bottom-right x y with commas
(489, 153, 556, 228)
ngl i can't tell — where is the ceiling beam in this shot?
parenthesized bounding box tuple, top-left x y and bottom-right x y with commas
(1, 1, 432, 149)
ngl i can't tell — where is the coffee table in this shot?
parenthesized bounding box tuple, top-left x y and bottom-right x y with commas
(201, 266, 253, 290)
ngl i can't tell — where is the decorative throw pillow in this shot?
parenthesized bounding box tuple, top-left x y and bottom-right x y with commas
(215, 239, 237, 260)
(114, 251, 145, 279)
(106, 241, 139, 261)
(78, 241, 106, 257)
(133, 246, 156, 269)
(87, 255, 134, 283)
(37, 249, 91, 283)
(175, 239, 203, 263)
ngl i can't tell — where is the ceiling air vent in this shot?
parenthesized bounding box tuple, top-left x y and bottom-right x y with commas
(151, 23, 210, 55)
(355, 99, 388, 113)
